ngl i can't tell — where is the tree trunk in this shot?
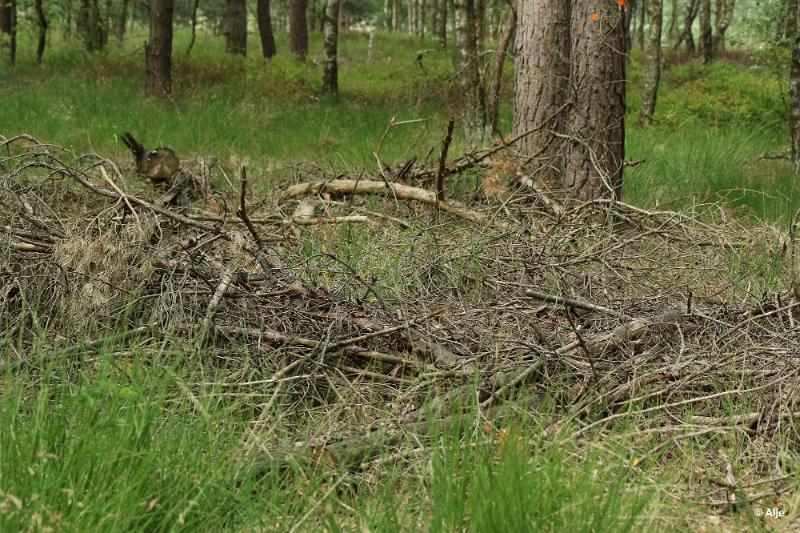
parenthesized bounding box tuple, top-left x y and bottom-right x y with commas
(640, 0, 662, 127)
(290, 0, 308, 60)
(116, 0, 129, 40)
(1, 0, 13, 64)
(512, 0, 570, 186)
(699, 0, 712, 63)
(789, 0, 800, 171)
(625, 0, 635, 55)
(453, 0, 488, 143)
(392, 0, 398, 31)
(81, 0, 105, 51)
(674, 0, 697, 51)
(487, 4, 515, 133)
(257, 0, 277, 57)
(562, 0, 627, 200)
(637, 0, 646, 48)
(35, 0, 47, 63)
(146, 0, 173, 96)
(186, 0, 199, 53)
(474, 0, 484, 50)
(714, 0, 734, 52)
(438, 0, 446, 48)
(226, 0, 247, 55)
(321, 0, 340, 94)
(668, 0, 677, 38)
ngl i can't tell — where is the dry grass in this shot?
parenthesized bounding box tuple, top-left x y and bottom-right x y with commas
(2, 134, 800, 526)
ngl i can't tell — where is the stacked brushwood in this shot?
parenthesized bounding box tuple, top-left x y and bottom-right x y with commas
(2, 134, 800, 507)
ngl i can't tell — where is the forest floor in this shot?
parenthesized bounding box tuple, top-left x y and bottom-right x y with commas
(2, 30, 800, 531)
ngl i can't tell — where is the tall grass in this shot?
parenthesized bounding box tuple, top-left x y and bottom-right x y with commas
(0, 341, 655, 531)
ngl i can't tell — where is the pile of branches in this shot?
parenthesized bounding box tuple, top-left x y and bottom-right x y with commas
(3, 134, 800, 507)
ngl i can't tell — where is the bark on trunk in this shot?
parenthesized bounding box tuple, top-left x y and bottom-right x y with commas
(453, 0, 488, 143)
(789, 0, 800, 171)
(226, 0, 247, 55)
(562, 0, 627, 200)
(146, 0, 173, 96)
(35, 0, 47, 63)
(290, 0, 308, 60)
(321, 0, 341, 94)
(116, 0, 129, 41)
(674, 0, 697, 51)
(512, 0, 570, 186)
(699, 0, 712, 63)
(640, 0, 662, 127)
(257, 0, 277, 57)
(714, 0, 734, 52)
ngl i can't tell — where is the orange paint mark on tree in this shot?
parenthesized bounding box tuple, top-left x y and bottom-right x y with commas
(590, 12, 599, 20)
(617, 0, 626, 6)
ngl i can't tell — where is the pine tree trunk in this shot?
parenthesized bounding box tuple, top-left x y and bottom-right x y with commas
(257, 0, 277, 57)
(640, 0, 662, 127)
(290, 0, 308, 60)
(453, 0, 488, 142)
(116, 0, 129, 41)
(487, 4, 515, 133)
(512, 0, 570, 186)
(35, 0, 47, 62)
(321, 0, 340, 94)
(226, 0, 247, 55)
(146, 0, 173, 96)
(699, 0, 712, 62)
(789, 0, 800, 171)
(1, 0, 13, 64)
(562, 0, 626, 200)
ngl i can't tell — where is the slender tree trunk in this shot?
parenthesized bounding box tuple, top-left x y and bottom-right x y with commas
(674, 0, 697, 51)
(637, 0, 646, 49)
(290, 0, 308, 59)
(487, 4, 515, 133)
(322, 0, 340, 94)
(35, 0, 47, 62)
(257, 0, 277, 57)
(453, 0, 488, 142)
(789, 0, 800, 171)
(226, 0, 247, 55)
(562, 0, 627, 199)
(714, 0, 734, 51)
(392, 0, 398, 31)
(640, 0, 662, 127)
(0, 0, 13, 64)
(116, 0, 129, 40)
(474, 0, 484, 50)
(8, 0, 14, 63)
(186, 0, 199, 53)
(146, 0, 173, 96)
(512, 0, 570, 185)
(625, 0, 635, 55)
(699, 0, 712, 62)
(668, 0, 677, 38)
(430, 0, 438, 35)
